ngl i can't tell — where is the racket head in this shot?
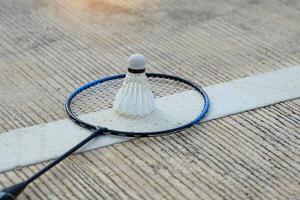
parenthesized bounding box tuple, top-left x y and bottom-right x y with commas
(65, 73, 209, 137)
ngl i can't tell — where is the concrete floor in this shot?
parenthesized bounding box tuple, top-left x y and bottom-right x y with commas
(0, 0, 299, 199)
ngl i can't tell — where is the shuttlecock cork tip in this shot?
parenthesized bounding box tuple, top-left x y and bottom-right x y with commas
(128, 54, 145, 72)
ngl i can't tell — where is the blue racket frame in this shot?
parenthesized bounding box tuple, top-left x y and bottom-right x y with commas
(65, 73, 209, 137)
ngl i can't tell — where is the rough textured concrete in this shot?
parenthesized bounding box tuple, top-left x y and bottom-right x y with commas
(0, 0, 299, 199)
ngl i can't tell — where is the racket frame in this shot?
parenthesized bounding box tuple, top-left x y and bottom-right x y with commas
(65, 73, 209, 137)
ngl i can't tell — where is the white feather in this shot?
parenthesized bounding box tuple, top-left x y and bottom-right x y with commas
(113, 72, 155, 117)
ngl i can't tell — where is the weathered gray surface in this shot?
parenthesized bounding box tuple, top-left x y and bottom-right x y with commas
(0, 0, 299, 199)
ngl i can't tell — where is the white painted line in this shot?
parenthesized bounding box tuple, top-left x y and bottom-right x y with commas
(0, 65, 300, 172)
(205, 64, 300, 121)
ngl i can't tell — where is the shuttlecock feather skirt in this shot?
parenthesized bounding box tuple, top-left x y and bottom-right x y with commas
(113, 73, 155, 117)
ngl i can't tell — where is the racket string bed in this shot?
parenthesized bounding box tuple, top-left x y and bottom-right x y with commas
(67, 73, 208, 136)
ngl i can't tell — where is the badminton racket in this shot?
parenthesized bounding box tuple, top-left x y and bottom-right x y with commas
(0, 73, 209, 199)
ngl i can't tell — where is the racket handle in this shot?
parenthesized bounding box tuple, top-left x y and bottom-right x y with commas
(0, 127, 107, 199)
(0, 182, 27, 200)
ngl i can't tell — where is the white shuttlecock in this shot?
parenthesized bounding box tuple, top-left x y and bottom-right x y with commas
(113, 54, 155, 117)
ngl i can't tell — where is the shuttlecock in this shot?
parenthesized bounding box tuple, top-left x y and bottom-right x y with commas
(113, 54, 155, 117)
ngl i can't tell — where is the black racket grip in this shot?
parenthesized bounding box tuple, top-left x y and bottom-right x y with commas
(0, 192, 14, 200)
(0, 182, 27, 200)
